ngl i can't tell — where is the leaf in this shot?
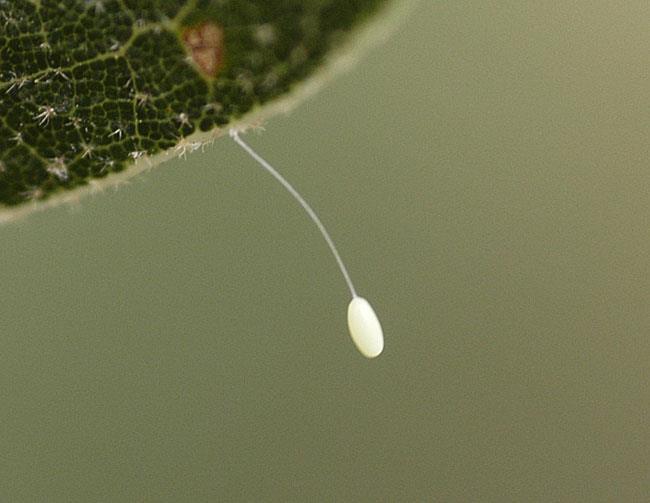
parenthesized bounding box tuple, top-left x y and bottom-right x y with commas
(0, 0, 393, 216)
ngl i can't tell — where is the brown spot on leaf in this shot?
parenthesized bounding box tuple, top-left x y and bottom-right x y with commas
(182, 22, 224, 78)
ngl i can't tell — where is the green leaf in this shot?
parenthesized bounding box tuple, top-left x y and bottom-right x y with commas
(0, 0, 393, 214)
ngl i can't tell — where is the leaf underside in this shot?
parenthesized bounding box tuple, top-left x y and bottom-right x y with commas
(0, 0, 386, 207)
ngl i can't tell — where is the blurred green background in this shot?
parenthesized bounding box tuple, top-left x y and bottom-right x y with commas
(1, 1, 649, 501)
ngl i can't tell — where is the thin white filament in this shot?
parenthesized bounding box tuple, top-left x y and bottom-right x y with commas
(230, 129, 358, 299)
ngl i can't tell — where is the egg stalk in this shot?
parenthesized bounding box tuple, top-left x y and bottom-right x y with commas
(229, 129, 358, 299)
